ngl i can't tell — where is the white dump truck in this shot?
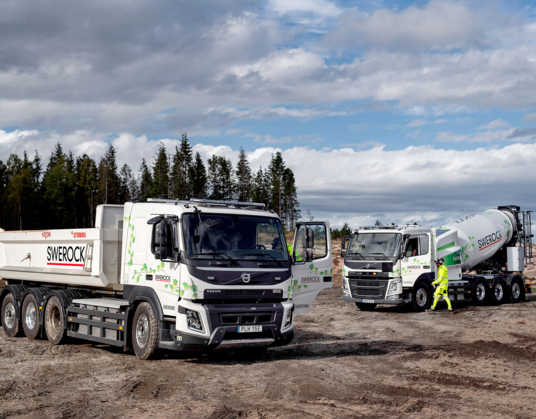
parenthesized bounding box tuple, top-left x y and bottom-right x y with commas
(341, 205, 532, 312)
(0, 199, 332, 359)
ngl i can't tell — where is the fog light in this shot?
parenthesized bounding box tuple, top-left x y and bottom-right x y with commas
(284, 310, 293, 329)
(186, 309, 203, 332)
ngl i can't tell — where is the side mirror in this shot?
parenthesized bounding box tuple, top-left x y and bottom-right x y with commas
(305, 250, 313, 262)
(302, 227, 314, 249)
(341, 237, 346, 250)
(341, 250, 346, 258)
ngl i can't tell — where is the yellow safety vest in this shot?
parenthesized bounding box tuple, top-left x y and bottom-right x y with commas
(288, 244, 302, 262)
(436, 265, 448, 285)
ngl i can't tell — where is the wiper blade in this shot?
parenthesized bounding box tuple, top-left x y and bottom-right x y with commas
(369, 252, 387, 258)
(242, 253, 282, 267)
(346, 252, 363, 259)
(191, 252, 238, 265)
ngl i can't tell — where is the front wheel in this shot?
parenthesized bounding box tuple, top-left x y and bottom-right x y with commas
(132, 302, 159, 360)
(411, 282, 430, 312)
(355, 303, 377, 311)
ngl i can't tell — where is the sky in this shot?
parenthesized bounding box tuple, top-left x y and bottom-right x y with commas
(1, 0, 536, 229)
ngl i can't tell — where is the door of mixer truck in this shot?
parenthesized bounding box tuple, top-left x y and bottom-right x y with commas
(401, 233, 433, 285)
(290, 221, 333, 314)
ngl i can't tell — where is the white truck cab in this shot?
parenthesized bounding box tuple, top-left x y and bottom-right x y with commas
(0, 198, 332, 359)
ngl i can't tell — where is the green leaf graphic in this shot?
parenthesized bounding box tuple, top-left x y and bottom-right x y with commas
(173, 279, 178, 287)
(131, 225, 135, 231)
(132, 237, 136, 243)
(180, 290, 185, 297)
(165, 284, 169, 289)
(309, 264, 314, 271)
(192, 293, 198, 298)
(192, 285, 198, 292)
(304, 285, 308, 289)
(182, 282, 190, 290)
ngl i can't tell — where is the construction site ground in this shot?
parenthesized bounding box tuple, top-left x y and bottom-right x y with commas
(1, 246, 536, 418)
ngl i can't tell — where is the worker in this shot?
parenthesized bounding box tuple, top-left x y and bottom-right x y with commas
(430, 258, 453, 312)
(287, 244, 302, 262)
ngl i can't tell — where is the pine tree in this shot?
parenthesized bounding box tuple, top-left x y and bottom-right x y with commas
(281, 168, 300, 230)
(139, 159, 153, 202)
(207, 155, 234, 200)
(119, 163, 138, 203)
(235, 147, 252, 202)
(97, 143, 120, 204)
(250, 166, 270, 207)
(151, 143, 170, 198)
(171, 133, 193, 199)
(76, 155, 99, 228)
(190, 152, 207, 198)
(268, 152, 286, 217)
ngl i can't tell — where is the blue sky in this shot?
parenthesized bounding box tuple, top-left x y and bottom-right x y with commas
(1, 0, 536, 227)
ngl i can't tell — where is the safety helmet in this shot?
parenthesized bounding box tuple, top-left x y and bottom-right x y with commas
(434, 258, 444, 265)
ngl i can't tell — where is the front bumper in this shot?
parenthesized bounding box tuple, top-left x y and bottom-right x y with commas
(343, 294, 409, 305)
(159, 301, 294, 352)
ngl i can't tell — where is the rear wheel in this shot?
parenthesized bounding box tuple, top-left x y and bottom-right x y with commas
(412, 282, 430, 312)
(355, 303, 377, 311)
(472, 279, 488, 305)
(132, 302, 159, 360)
(490, 279, 506, 305)
(1, 294, 21, 337)
(45, 296, 66, 344)
(509, 279, 523, 304)
(22, 294, 40, 339)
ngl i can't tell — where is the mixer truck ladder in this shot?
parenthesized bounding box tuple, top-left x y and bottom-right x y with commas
(522, 211, 533, 264)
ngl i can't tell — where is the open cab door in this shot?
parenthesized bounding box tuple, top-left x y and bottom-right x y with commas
(290, 221, 333, 314)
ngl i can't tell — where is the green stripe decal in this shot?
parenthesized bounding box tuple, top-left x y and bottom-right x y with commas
(437, 242, 455, 251)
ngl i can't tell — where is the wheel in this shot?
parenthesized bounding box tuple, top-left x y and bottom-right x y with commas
(1, 294, 21, 337)
(22, 294, 40, 339)
(472, 279, 488, 305)
(508, 279, 523, 304)
(490, 279, 507, 305)
(45, 296, 67, 344)
(411, 281, 430, 312)
(132, 302, 159, 360)
(355, 302, 377, 311)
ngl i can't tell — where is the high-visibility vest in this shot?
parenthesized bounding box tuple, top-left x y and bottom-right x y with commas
(437, 265, 448, 285)
(288, 244, 302, 262)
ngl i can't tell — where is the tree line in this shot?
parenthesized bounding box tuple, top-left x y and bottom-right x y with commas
(0, 134, 300, 231)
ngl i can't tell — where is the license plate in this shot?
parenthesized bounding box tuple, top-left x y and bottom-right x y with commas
(237, 325, 262, 333)
(361, 299, 375, 303)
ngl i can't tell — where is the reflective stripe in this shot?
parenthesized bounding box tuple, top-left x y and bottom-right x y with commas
(437, 265, 448, 284)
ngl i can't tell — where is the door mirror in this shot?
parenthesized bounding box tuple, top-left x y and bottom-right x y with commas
(302, 227, 314, 249)
(341, 250, 346, 258)
(153, 218, 174, 261)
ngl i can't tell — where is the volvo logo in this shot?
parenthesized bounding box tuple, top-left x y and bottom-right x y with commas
(365, 263, 370, 269)
(241, 273, 251, 284)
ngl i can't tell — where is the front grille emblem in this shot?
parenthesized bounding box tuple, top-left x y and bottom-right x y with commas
(241, 273, 251, 284)
(365, 263, 370, 269)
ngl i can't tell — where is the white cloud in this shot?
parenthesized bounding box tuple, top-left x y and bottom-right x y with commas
(522, 113, 536, 123)
(436, 127, 536, 143)
(268, 0, 342, 18)
(407, 118, 448, 127)
(478, 118, 509, 130)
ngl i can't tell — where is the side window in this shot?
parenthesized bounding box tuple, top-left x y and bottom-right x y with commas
(419, 235, 429, 255)
(311, 224, 327, 259)
(405, 238, 419, 257)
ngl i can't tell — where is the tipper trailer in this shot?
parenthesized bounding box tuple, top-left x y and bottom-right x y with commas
(0, 199, 333, 359)
(341, 205, 532, 312)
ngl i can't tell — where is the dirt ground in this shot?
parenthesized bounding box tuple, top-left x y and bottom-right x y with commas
(2, 289, 536, 418)
(1, 246, 536, 418)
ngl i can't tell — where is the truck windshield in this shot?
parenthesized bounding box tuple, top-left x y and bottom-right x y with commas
(182, 214, 288, 261)
(347, 233, 401, 257)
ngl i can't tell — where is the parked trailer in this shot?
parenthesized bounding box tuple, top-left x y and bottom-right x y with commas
(341, 205, 531, 312)
(0, 199, 333, 359)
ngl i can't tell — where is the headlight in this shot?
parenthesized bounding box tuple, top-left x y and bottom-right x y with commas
(186, 309, 203, 332)
(284, 309, 293, 329)
(387, 279, 402, 296)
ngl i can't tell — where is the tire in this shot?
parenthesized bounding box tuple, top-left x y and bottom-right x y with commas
(472, 279, 488, 305)
(490, 279, 507, 305)
(355, 302, 377, 311)
(1, 294, 21, 337)
(411, 281, 431, 312)
(45, 296, 66, 344)
(22, 294, 40, 339)
(132, 302, 159, 360)
(508, 279, 523, 304)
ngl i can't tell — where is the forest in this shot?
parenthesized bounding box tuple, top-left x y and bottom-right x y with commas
(0, 134, 301, 232)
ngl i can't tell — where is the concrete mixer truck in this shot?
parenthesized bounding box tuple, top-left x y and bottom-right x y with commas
(341, 205, 532, 312)
(0, 199, 333, 359)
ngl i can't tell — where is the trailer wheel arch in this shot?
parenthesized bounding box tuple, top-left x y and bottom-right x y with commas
(21, 287, 49, 325)
(0, 284, 29, 320)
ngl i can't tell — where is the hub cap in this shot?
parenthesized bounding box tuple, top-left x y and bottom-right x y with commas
(26, 302, 37, 330)
(476, 283, 486, 300)
(494, 283, 504, 301)
(512, 282, 521, 299)
(4, 303, 15, 329)
(416, 287, 428, 307)
(47, 305, 61, 335)
(136, 314, 149, 348)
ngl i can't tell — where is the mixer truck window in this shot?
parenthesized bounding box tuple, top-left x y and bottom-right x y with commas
(405, 238, 419, 257)
(419, 235, 429, 255)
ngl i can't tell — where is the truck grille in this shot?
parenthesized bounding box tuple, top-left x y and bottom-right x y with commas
(221, 313, 274, 324)
(349, 278, 387, 300)
(225, 290, 265, 296)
